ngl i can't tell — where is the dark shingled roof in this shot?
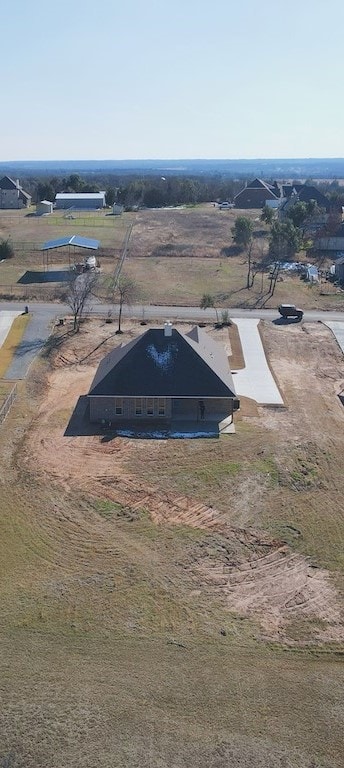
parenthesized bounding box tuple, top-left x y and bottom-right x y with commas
(89, 327, 236, 399)
(282, 184, 330, 209)
(0, 175, 30, 198)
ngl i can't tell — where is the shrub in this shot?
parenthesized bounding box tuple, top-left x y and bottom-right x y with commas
(0, 238, 14, 260)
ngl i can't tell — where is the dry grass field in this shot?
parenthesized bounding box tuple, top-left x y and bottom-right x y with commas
(0, 317, 343, 767)
(0, 209, 133, 298)
(1, 205, 344, 309)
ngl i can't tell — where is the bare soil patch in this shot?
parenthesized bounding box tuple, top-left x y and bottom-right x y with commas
(19, 318, 344, 645)
(1, 317, 344, 767)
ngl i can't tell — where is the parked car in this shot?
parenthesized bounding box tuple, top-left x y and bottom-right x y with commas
(278, 304, 303, 321)
(219, 201, 234, 210)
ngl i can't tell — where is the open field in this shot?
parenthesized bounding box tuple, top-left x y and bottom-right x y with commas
(0, 208, 132, 298)
(0, 316, 343, 767)
(2, 205, 344, 308)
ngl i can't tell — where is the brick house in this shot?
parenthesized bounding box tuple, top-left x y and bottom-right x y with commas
(87, 324, 239, 436)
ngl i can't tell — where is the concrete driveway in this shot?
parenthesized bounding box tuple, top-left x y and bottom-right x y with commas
(324, 321, 344, 354)
(231, 318, 284, 405)
(0, 311, 22, 348)
(4, 309, 56, 380)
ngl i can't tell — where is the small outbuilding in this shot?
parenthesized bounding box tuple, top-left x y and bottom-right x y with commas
(87, 324, 239, 437)
(37, 200, 53, 215)
(113, 203, 124, 215)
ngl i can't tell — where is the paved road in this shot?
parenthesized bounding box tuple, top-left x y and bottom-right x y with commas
(1, 299, 344, 380)
(2, 300, 344, 323)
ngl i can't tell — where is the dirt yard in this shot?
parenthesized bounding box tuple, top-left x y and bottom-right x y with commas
(0, 316, 344, 767)
(20, 318, 344, 645)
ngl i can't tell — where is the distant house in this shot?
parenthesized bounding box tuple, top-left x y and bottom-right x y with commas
(0, 176, 31, 209)
(55, 192, 106, 210)
(334, 255, 344, 283)
(279, 185, 332, 224)
(234, 178, 280, 208)
(281, 184, 331, 210)
(314, 222, 344, 253)
(334, 256, 344, 283)
(87, 324, 239, 436)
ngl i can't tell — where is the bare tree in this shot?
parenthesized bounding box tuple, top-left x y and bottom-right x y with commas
(246, 241, 254, 289)
(66, 271, 98, 331)
(112, 274, 137, 333)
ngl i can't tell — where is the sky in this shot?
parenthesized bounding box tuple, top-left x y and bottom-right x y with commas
(1, 0, 343, 160)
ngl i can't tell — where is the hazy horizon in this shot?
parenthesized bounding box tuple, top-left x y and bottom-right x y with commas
(2, 0, 343, 161)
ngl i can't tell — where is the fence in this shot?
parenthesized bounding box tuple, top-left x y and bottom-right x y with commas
(0, 383, 17, 426)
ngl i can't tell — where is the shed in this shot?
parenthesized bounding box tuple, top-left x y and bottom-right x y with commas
(113, 203, 124, 215)
(37, 200, 53, 215)
(306, 265, 319, 283)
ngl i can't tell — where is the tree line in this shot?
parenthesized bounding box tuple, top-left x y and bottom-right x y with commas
(22, 173, 245, 208)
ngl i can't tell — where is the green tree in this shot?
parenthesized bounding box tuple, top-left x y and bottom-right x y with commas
(269, 220, 302, 260)
(285, 201, 308, 228)
(67, 174, 83, 192)
(261, 205, 274, 225)
(105, 187, 117, 206)
(200, 293, 215, 310)
(36, 181, 56, 203)
(231, 216, 254, 250)
(0, 238, 14, 260)
(286, 199, 321, 237)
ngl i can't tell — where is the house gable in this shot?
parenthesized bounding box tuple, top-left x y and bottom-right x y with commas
(0, 175, 18, 190)
(234, 178, 279, 207)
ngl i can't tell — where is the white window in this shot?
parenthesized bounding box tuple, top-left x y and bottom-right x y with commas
(158, 398, 166, 416)
(135, 398, 142, 416)
(146, 398, 154, 416)
(115, 399, 123, 415)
